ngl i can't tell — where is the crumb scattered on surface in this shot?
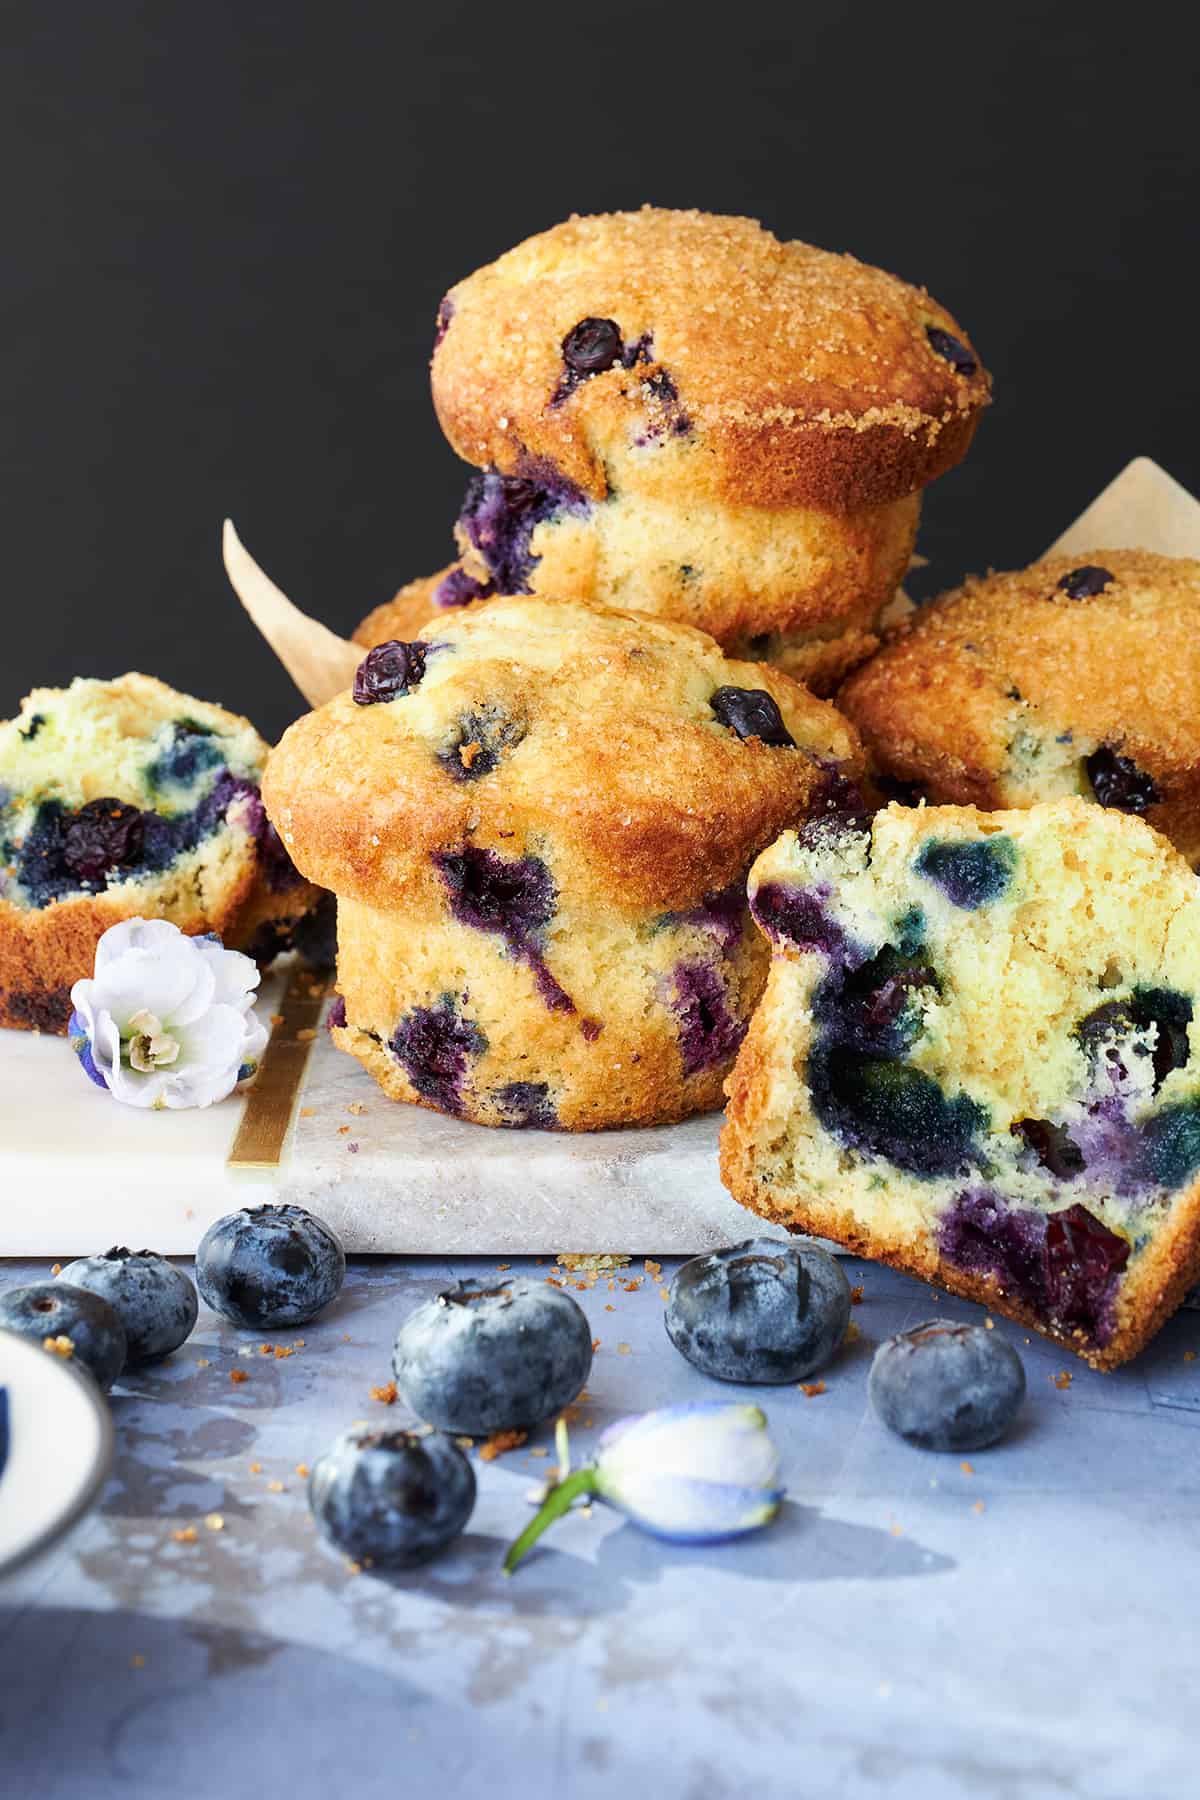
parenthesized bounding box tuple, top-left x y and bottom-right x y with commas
(479, 1429, 527, 1461)
(270, 1013, 284, 1027)
(274, 1344, 294, 1359)
(297, 1027, 317, 1042)
(300, 1107, 315, 1119)
(605, 1304, 615, 1312)
(249, 1462, 262, 1474)
(295, 1463, 310, 1478)
(617, 1342, 632, 1356)
(196, 1357, 210, 1368)
(42, 1335, 74, 1358)
(622, 1279, 642, 1292)
(889, 1524, 904, 1538)
(338, 1124, 350, 1135)
(50, 1262, 62, 1276)
(529, 1446, 549, 1458)
(370, 1381, 397, 1405)
(497, 1262, 511, 1271)
(348, 1102, 366, 1115)
(985, 1318, 995, 1331)
(557, 1253, 631, 1272)
(800, 1381, 826, 1397)
(172, 1526, 198, 1543)
(1185, 1350, 1196, 1363)
(131, 1654, 145, 1669)
(972, 1500, 986, 1515)
(1053, 1370, 1073, 1390)
(645, 1259, 662, 1280)
(259, 1343, 275, 1355)
(267, 1480, 285, 1493)
(592, 1337, 601, 1351)
(960, 1461, 975, 1476)
(455, 1436, 474, 1450)
(658, 1287, 669, 1303)
(229, 1368, 249, 1385)
(845, 1320, 861, 1345)
(850, 1285, 865, 1304)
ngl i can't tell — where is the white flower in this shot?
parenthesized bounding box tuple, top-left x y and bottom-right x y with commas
(68, 919, 269, 1110)
(503, 1402, 784, 1574)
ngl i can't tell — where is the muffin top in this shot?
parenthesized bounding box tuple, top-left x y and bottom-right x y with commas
(264, 595, 865, 913)
(839, 549, 1200, 820)
(431, 208, 990, 513)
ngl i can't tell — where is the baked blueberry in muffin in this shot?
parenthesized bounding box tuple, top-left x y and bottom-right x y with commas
(839, 549, 1200, 864)
(264, 596, 867, 1130)
(0, 674, 322, 1031)
(356, 208, 990, 693)
(721, 798, 1200, 1368)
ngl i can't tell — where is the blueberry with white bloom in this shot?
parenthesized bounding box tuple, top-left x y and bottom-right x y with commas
(666, 1239, 851, 1383)
(68, 918, 268, 1109)
(57, 1248, 198, 1365)
(392, 1277, 593, 1434)
(309, 1426, 476, 1568)
(196, 1204, 345, 1329)
(0, 1283, 127, 1391)
(504, 1402, 784, 1573)
(869, 1319, 1026, 1451)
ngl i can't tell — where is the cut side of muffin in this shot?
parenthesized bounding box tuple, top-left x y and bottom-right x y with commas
(265, 595, 868, 1130)
(721, 799, 1200, 1368)
(839, 548, 1200, 862)
(0, 674, 322, 1031)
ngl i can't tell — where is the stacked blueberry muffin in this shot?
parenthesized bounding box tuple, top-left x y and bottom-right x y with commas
(721, 799, 1200, 1368)
(264, 596, 867, 1129)
(839, 549, 1200, 862)
(355, 208, 990, 693)
(0, 674, 321, 1032)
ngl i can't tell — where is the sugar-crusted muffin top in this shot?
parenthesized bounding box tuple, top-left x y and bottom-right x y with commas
(0, 674, 270, 908)
(432, 208, 990, 513)
(839, 549, 1200, 817)
(265, 595, 865, 912)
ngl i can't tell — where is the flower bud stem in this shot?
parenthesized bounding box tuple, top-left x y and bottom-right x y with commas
(502, 1467, 598, 1576)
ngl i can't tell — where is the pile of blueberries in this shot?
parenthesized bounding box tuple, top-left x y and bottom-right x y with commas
(0, 1212, 1026, 1573)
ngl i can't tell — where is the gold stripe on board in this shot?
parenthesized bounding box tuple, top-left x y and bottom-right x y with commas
(227, 966, 331, 1170)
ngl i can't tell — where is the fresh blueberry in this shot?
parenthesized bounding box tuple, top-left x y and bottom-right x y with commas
(353, 639, 428, 706)
(309, 1427, 475, 1569)
(1085, 746, 1160, 814)
(392, 1277, 593, 1434)
(562, 316, 623, 375)
(710, 687, 795, 748)
(925, 325, 978, 376)
(666, 1239, 852, 1384)
(915, 837, 1015, 909)
(869, 1319, 1025, 1451)
(195, 1204, 346, 1329)
(57, 1248, 198, 1365)
(0, 1282, 127, 1391)
(1056, 565, 1114, 600)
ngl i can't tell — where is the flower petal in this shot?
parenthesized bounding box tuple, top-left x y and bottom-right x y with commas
(597, 1403, 779, 1489)
(190, 934, 261, 1013)
(596, 1469, 783, 1542)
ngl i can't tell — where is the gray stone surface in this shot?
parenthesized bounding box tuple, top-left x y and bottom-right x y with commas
(2, 1252, 1199, 1798)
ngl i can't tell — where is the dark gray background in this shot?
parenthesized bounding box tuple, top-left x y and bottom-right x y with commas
(4, 1, 1196, 740)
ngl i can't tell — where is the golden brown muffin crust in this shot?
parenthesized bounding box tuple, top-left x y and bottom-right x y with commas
(266, 595, 865, 916)
(840, 548, 1200, 860)
(432, 208, 990, 513)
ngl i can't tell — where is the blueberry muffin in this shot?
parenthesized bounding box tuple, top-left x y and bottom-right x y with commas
(0, 674, 321, 1032)
(721, 799, 1200, 1368)
(839, 549, 1200, 863)
(363, 209, 989, 693)
(263, 596, 867, 1130)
